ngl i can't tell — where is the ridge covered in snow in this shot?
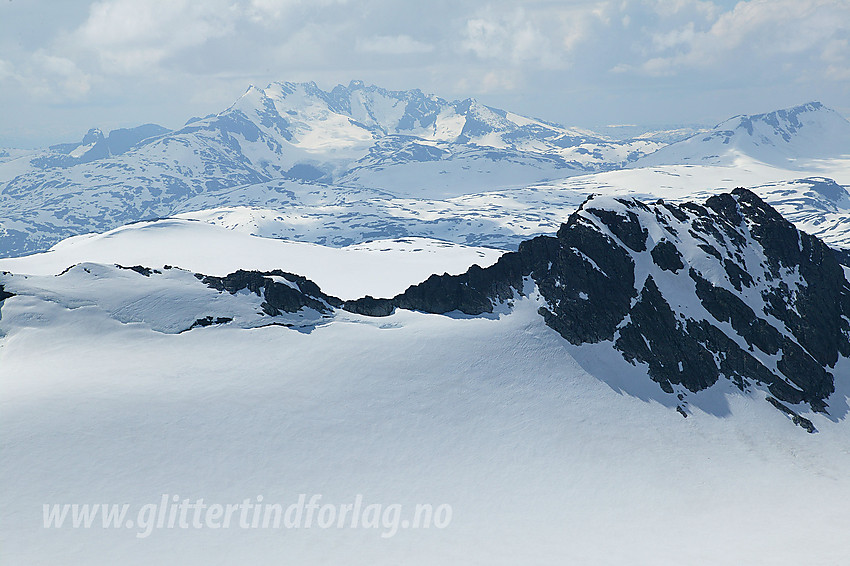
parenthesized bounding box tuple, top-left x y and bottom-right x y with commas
(2, 189, 845, 420)
(3, 90, 850, 563)
(637, 102, 850, 167)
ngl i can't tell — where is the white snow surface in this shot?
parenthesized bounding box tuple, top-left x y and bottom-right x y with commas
(158, 155, 850, 252)
(3, 93, 850, 564)
(0, 221, 502, 300)
(637, 102, 850, 167)
(2, 286, 850, 564)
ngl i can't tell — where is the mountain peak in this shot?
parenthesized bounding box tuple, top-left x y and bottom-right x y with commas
(82, 127, 105, 145)
(637, 101, 850, 166)
(722, 100, 831, 132)
(345, 188, 850, 421)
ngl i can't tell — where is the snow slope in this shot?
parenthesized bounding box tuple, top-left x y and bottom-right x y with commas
(2, 279, 850, 564)
(637, 102, 850, 167)
(1, 187, 849, 564)
(0, 221, 502, 300)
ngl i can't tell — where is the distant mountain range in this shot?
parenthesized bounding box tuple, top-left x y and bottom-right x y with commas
(0, 80, 670, 257)
(0, 81, 848, 258)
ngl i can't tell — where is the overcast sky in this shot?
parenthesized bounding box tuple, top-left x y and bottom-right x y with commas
(1, 0, 848, 147)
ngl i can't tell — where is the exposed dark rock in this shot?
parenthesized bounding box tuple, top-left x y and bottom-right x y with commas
(615, 276, 719, 393)
(196, 269, 341, 316)
(116, 264, 160, 277)
(766, 396, 816, 433)
(650, 240, 684, 272)
(189, 188, 849, 420)
(341, 188, 849, 414)
(189, 316, 233, 329)
(704, 192, 743, 225)
(540, 215, 636, 344)
(775, 339, 833, 412)
(0, 284, 14, 302)
(690, 269, 782, 355)
(697, 243, 723, 261)
(343, 296, 395, 317)
(585, 207, 648, 252)
(722, 258, 753, 290)
(345, 234, 555, 317)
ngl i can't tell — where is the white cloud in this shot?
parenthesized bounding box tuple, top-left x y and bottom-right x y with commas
(246, 0, 347, 22)
(1, 0, 849, 147)
(635, 0, 850, 77)
(74, 0, 239, 73)
(460, 5, 594, 69)
(0, 59, 13, 82)
(356, 35, 435, 55)
(0, 51, 90, 101)
(650, 22, 697, 51)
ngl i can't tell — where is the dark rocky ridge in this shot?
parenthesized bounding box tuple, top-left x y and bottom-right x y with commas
(196, 269, 342, 317)
(194, 189, 850, 419)
(342, 188, 850, 415)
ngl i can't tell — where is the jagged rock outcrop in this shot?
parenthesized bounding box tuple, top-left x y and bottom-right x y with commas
(0, 284, 14, 302)
(343, 188, 850, 414)
(186, 188, 848, 419)
(196, 269, 341, 317)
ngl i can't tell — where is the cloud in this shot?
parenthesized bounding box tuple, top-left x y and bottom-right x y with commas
(459, 6, 586, 68)
(356, 35, 434, 55)
(1, 0, 849, 147)
(632, 0, 850, 78)
(246, 0, 348, 23)
(0, 51, 91, 101)
(73, 0, 238, 73)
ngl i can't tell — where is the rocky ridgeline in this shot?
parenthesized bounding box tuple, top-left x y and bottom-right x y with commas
(167, 189, 849, 420)
(341, 189, 850, 415)
(196, 269, 342, 317)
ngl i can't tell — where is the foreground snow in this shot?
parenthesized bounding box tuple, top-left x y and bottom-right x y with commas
(1, 292, 849, 564)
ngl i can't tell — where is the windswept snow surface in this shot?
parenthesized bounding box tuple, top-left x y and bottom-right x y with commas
(2, 288, 850, 564)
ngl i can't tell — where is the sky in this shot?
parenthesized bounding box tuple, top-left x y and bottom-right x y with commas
(1, 0, 849, 147)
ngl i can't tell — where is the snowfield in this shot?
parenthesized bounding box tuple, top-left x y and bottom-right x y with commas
(2, 286, 850, 565)
(162, 156, 850, 252)
(0, 221, 502, 300)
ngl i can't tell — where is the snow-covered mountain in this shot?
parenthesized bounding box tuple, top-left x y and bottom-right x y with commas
(2, 90, 849, 261)
(0, 222, 503, 301)
(5, 241, 850, 565)
(2, 189, 845, 418)
(0, 81, 663, 257)
(637, 102, 850, 167)
(164, 168, 850, 253)
(344, 188, 850, 419)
